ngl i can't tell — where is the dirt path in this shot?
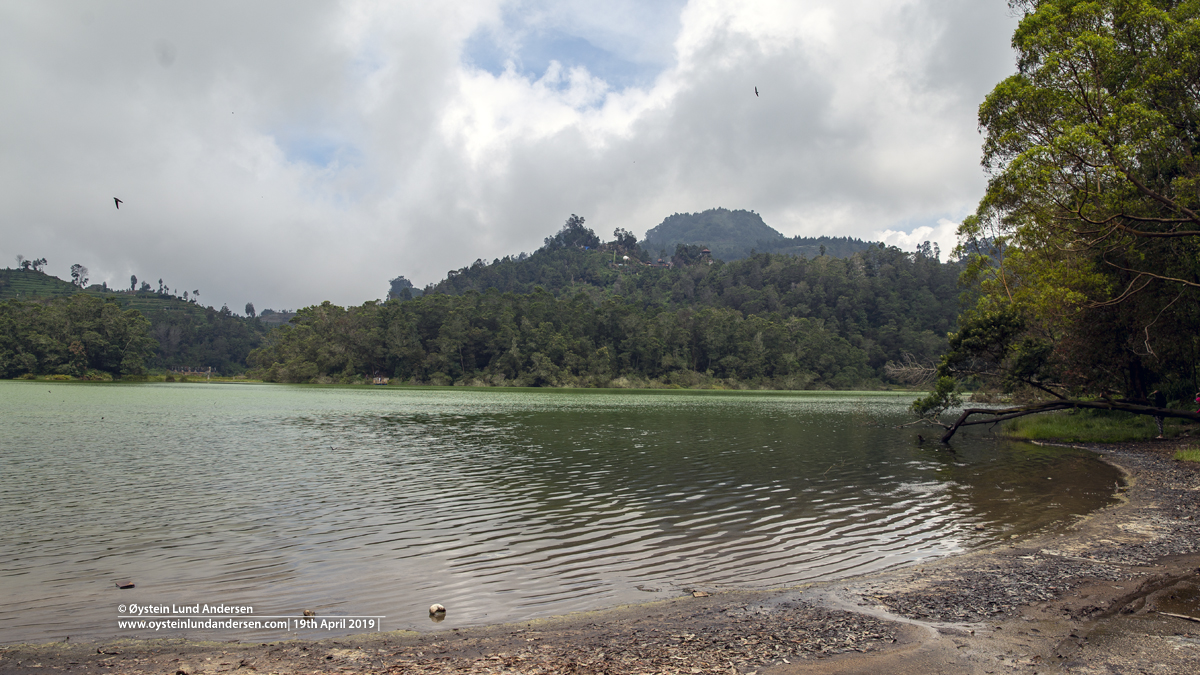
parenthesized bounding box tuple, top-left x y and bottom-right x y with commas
(4, 441, 1199, 674)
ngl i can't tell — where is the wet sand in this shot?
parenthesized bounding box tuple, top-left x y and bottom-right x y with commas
(4, 440, 1200, 674)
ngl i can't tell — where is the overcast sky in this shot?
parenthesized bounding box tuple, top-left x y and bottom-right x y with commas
(1, 1, 1019, 312)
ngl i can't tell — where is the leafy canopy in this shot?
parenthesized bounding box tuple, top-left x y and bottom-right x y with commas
(947, 0, 1200, 400)
(543, 214, 600, 250)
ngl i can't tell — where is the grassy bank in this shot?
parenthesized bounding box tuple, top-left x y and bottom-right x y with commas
(1002, 408, 1195, 443)
(13, 373, 262, 384)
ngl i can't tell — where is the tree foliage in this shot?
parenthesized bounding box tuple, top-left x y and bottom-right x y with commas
(388, 275, 413, 299)
(0, 295, 156, 378)
(543, 214, 601, 251)
(70, 264, 89, 287)
(947, 0, 1200, 405)
(17, 257, 48, 272)
(140, 302, 266, 374)
(249, 243, 961, 387)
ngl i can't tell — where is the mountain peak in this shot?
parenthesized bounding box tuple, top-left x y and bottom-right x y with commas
(641, 208, 870, 261)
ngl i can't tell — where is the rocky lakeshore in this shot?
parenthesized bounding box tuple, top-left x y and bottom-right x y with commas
(3, 440, 1199, 675)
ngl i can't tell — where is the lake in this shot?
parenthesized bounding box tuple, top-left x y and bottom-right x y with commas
(0, 382, 1120, 644)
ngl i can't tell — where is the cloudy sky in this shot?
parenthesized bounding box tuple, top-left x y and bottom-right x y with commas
(1, 1, 1019, 311)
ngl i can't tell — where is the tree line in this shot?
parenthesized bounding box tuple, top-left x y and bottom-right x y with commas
(0, 295, 157, 378)
(0, 292, 269, 379)
(1, 264, 270, 377)
(248, 236, 962, 388)
(1, 217, 963, 386)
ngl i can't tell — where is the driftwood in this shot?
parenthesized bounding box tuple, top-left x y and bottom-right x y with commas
(940, 399, 1200, 443)
(1158, 611, 1200, 623)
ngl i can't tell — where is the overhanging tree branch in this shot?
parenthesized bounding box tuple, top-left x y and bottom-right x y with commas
(1100, 258, 1200, 289)
(940, 399, 1200, 443)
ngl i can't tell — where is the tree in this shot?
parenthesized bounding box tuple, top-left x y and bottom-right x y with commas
(613, 228, 638, 252)
(130, 274, 137, 291)
(542, 214, 600, 250)
(974, 2, 1200, 290)
(30, 258, 46, 272)
(388, 276, 415, 300)
(934, 0, 1200, 440)
(245, 302, 256, 318)
(15, 255, 24, 269)
(70, 264, 89, 287)
(966, 0, 1200, 285)
(142, 298, 268, 375)
(0, 295, 157, 377)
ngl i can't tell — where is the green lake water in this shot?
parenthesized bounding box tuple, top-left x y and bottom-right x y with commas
(0, 382, 1121, 644)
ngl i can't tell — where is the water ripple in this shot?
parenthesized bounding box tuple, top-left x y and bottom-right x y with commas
(0, 384, 1120, 644)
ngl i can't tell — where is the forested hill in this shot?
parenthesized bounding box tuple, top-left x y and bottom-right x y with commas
(425, 212, 880, 300)
(427, 246, 636, 298)
(2, 216, 960, 388)
(641, 208, 875, 261)
(252, 225, 961, 388)
(0, 268, 266, 376)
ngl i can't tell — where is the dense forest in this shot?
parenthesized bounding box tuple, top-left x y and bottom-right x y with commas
(0, 268, 267, 376)
(0, 294, 157, 378)
(248, 221, 962, 388)
(421, 213, 891, 300)
(423, 214, 648, 297)
(139, 301, 266, 374)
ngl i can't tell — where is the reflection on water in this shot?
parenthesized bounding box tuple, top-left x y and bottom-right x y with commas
(0, 383, 1120, 644)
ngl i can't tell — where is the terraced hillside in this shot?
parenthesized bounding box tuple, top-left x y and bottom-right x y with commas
(1, 269, 204, 314)
(0, 269, 79, 300)
(1, 268, 266, 374)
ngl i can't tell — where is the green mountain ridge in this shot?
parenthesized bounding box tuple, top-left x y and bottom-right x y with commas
(423, 210, 879, 300)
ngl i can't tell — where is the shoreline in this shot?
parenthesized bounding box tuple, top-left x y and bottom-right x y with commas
(7, 378, 924, 393)
(4, 440, 1199, 674)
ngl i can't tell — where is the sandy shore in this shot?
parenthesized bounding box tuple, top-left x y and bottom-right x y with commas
(4, 440, 1200, 674)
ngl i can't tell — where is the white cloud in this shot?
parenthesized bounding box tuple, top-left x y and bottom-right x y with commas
(873, 218, 961, 259)
(0, 0, 1017, 310)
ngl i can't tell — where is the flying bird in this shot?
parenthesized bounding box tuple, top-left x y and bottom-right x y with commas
(113, 197, 122, 209)
(754, 86, 759, 97)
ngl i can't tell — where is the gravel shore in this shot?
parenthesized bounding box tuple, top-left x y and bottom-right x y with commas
(4, 440, 1199, 674)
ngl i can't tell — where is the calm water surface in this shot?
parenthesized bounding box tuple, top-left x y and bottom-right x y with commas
(0, 382, 1120, 644)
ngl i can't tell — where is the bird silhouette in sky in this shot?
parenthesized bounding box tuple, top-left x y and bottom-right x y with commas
(113, 197, 123, 209)
(755, 86, 759, 96)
